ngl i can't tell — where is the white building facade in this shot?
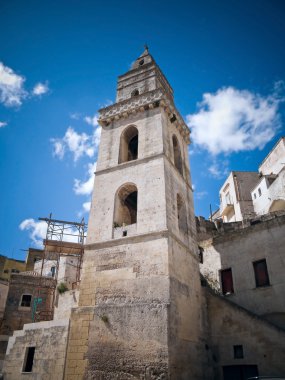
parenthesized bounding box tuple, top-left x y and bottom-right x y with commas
(251, 137, 285, 215)
(215, 137, 285, 222)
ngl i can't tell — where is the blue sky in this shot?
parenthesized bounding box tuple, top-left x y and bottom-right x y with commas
(1, 0, 285, 260)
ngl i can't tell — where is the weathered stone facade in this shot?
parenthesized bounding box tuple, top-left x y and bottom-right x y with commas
(0, 273, 55, 335)
(198, 211, 285, 329)
(2, 49, 285, 380)
(65, 47, 204, 379)
(206, 289, 285, 380)
(2, 319, 69, 380)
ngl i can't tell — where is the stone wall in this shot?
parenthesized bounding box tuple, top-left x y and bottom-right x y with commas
(198, 212, 285, 329)
(0, 280, 8, 320)
(54, 290, 79, 320)
(64, 235, 170, 379)
(34, 256, 80, 290)
(206, 289, 285, 379)
(2, 319, 69, 380)
(168, 236, 207, 379)
(219, 171, 259, 222)
(0, 274, 55, 335)
(0, 257, 26, 281)
(25, 248, 43, 272)
(252, 168, 285, 214)
(259, 137, 285, 175)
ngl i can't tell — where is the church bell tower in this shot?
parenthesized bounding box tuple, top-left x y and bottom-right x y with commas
(65, 48, 204, 379)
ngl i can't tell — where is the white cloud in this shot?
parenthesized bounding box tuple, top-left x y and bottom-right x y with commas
(92, 124, 101, 149)
(19, 219, 47, 248)
(0, 121, 7, 128)
(195, 191, 208, 200)
(187, 86, 282, 155)
(51, 114, 101, 162)
(70, 112, 81, 120)
(0, 62, 27, 107)
(83, 201, 91, 212)
(32, 81, 49, 96)
(51, 127, 95, 162)
(74, 159, 97, 217)
(208, 159, 229, 179)
(84, 114, 102, 148)
(20, 217, 85, 246)
(52, 140, 65, 159)
(74, 162, 97, 195)
(84, 114, 98, 127)
(77, 201, 92, 218)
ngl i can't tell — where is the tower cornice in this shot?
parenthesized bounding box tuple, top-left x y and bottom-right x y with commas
(98, 88, 190, 143)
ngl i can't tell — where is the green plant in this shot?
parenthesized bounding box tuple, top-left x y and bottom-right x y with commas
(100, 314, 109, 323)
(113, 222, 120, 228)
(57, 282, 68, 294)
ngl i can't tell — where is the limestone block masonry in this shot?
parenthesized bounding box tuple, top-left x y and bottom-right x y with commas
(64, 48, 205, 379)
(2, 319, 69, 380)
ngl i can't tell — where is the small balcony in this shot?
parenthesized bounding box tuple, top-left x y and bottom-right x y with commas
(221, 202, 234, 216)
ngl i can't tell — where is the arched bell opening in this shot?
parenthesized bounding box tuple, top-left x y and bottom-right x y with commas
(113, 183, 138, 227)
(172, 135, 183, 176)
(118, 125, 139, 164)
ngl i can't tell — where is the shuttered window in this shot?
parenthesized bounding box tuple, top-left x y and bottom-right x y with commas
(253, 259, 270, 287)
(221, 268, 234, 295)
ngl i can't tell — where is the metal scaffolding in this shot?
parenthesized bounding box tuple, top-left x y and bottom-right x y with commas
(33, 214, 87, 322)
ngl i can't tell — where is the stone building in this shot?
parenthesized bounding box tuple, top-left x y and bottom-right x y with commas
(251, 137, 285, 215)
(25, 248, 44, 272)
(0, 255, 26, 281)
(2, 49, 285, 380)
(214, 136, 285, 222)
(218, 171, 259, 222)
(64, 46, 204, 379)
(197, 211, 285, 330)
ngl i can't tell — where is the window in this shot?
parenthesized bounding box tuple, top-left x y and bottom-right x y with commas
(258, 188, 262, 196)
(254, 193, 256, 199)
(225, 192, 231, 204)
(50, 266, 56, 277)
(139, 59, 144, 66)
(177, 194, 188, 234)
(11, 269, 20, 273)
(22, 347, 35, 372)
(170, 113, 177, 123)
(20, 294, 32, 308)
(253, 259, 270, 287)
(233, 345, 244, 359)
(131, 89, 139, 97)
(113, 183, 138, 227)
(118, 125, 139, 164)
(172, 135, 183, 176)
(3, 269, 9, 273)
(221, 268, 234, 295)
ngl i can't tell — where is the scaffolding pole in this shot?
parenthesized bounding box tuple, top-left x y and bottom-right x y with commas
(33, 214, 87, 322)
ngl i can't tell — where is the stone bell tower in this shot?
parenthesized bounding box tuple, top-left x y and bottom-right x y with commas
(65, 48, 204, 379)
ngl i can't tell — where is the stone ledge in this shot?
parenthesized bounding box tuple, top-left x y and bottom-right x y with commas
(84, 230, 199, 261)
(196, 210, 285, 244)
(98, 88, 190, 143)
